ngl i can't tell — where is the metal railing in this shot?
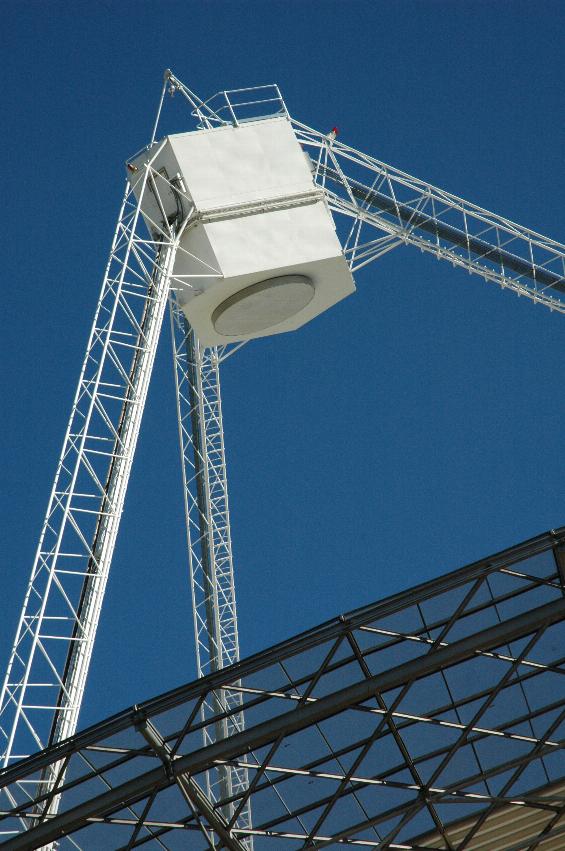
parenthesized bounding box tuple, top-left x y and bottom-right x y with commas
(192, 85, 288, 128)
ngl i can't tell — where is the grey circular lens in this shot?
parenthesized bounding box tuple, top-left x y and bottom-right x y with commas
(212, 275, 315, 336)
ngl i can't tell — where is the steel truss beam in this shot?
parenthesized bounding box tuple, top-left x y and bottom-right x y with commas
(293, 121, 565, 311)
(0, 529, 563, 850)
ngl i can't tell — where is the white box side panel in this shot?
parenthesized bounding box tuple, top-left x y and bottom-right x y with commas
(174, 224, 221, 297)
(167, 118, 314, 209)
(129, 142, 187, 234)
(205, 201, 344, 278)
(173, 201, 344, 288)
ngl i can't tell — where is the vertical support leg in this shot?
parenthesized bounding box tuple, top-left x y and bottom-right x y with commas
(0, 174, 177, 823)
(170, 298, 252, 841)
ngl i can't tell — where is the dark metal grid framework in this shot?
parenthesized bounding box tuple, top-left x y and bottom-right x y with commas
(1, 529, 564, 850)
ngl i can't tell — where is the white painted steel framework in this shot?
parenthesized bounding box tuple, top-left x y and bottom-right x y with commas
(2, 69, 565, 846)
(0, 156, 186, 767)
(170, 309, 242, 680)
(293, 119, 565, 308)
(169, 301, 251, 831)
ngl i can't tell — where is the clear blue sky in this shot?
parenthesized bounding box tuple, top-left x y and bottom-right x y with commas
(1, 1, 564, 731)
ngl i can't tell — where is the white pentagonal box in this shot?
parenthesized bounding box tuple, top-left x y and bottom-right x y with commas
(128, 117, 355, 344)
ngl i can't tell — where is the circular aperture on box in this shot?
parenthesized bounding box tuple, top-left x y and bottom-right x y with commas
(212, 275, 315, 336)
